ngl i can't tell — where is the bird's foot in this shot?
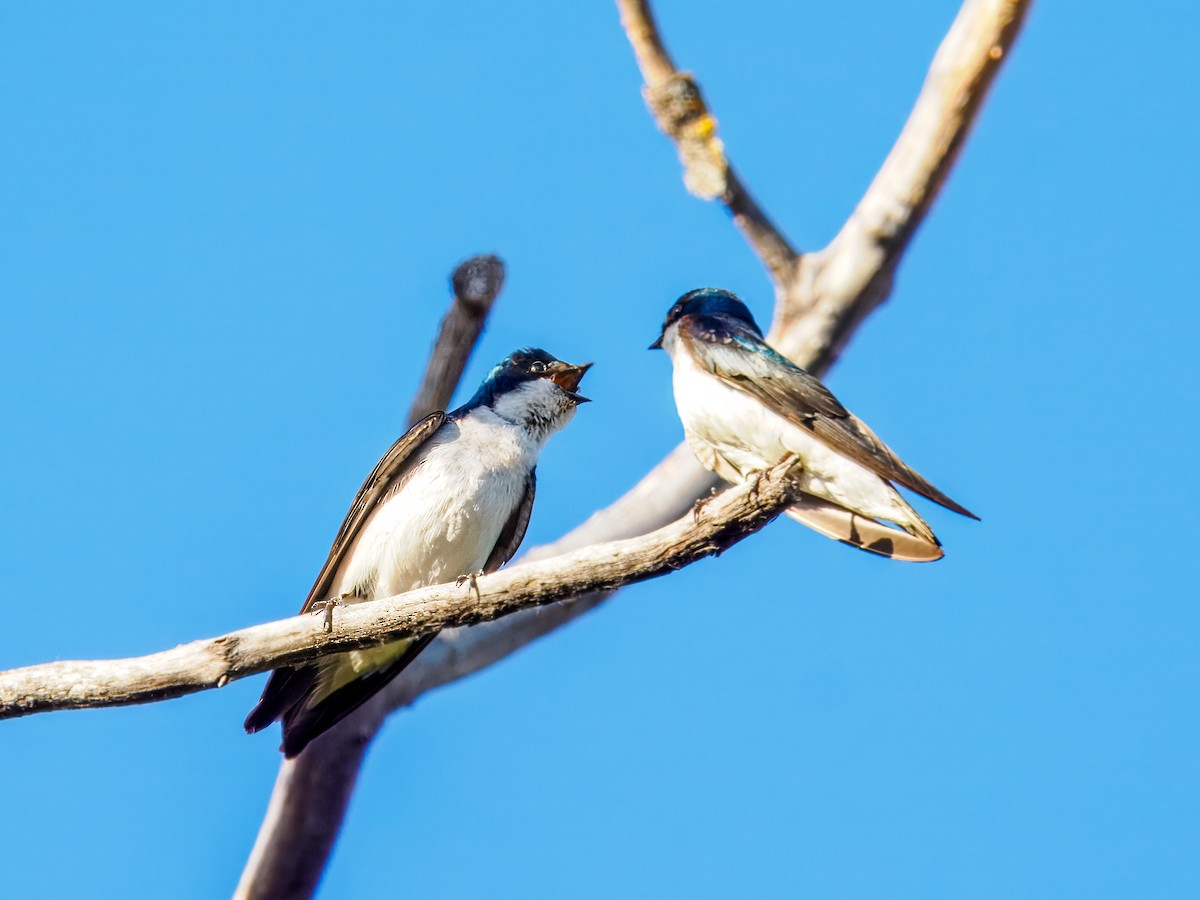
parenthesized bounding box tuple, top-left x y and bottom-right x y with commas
(746, 470, 766, 502)
(777, 453, 802, 479)
(310, 593, 349, 634)
(456, 571, 483, 603)
(692, 486, 722, 522)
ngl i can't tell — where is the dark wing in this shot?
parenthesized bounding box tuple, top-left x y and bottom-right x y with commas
(298, 411, 446, 614)
(265, 457, 535, 755)
(482, 469, 536, 574)
(275, 633, 437, 758)
(243, 411, 446, 738)
(687, 314, 977, 520)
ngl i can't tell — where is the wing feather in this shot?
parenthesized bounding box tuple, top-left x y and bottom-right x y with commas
(298, 411, 446, 614)
(688, 315, 977, 520)
(483, 470, 536, 574)
(243, 411, 446, 738)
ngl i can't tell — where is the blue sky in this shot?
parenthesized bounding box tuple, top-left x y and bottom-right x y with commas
(1, 1, 1197, 896)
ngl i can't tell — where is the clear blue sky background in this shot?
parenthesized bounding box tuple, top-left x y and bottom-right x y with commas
(2, 2, 1196, 897)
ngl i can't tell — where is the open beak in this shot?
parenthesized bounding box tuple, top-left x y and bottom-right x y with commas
(549, 361, 592, 403)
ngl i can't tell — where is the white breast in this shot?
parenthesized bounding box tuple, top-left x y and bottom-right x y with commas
(670, 343, 912, 524)
(330, 409, 537, 602)
(671, 347, 782, 479)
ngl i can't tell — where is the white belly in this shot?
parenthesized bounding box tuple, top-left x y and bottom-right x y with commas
(331, 413, 534, 602)
(671, 351, 911, 524)
(313, 411, 536, 691)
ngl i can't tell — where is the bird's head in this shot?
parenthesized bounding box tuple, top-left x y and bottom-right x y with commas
(466, 348, 592, 439)
(649, 288, 763, 352)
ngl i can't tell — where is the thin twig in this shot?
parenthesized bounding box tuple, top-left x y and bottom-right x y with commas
(616, 0, 800, 283)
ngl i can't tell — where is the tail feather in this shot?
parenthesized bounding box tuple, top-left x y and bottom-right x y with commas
(278, 634, 436, 757)
(786, 493, 944, 562)
(244, 666, 313, 735)
(889, 489, 939, 545)
(245, 634, 439, 758)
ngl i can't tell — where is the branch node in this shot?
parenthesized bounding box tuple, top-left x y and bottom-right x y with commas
(643, 73, 728, 199)
(450, 255, 505, 313)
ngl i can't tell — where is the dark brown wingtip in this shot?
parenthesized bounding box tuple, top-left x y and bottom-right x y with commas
(930, 493, 980, 522)
(243, 706, 272, 735)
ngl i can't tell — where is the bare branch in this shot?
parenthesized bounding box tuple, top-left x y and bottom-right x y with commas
(237, 749, 371, 900)
(770, 0, 1032, 368)
(0, 465, 798, 720)
(616, 0, 800, 283)
(240, 2, 1031, 895)
(407, 254, 505, 423)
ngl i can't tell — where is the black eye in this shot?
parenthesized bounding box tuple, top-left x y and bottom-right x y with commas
(529, 361, 546, 374)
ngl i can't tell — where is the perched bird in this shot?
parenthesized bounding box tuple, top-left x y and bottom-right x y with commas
(650, 288, 976, 561)
(245, 349, 590, 756)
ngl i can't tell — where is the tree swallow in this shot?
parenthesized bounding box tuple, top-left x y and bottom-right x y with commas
(651, 288, 976, 561)
(245, 349, 591, 756)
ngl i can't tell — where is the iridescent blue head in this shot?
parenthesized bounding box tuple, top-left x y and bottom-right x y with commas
(461, 347, 592, 414)
(649, 288, 764, 349)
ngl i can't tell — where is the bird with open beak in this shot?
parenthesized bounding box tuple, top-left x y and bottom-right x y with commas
(246, 349, 591, 756)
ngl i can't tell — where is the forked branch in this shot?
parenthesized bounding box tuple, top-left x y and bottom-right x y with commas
(0, 2, 1030, 897)
(237, 1, 1029, 895)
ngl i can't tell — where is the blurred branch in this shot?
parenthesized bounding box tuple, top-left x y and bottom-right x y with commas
(249, 1, 1027, 896)
(616, 0, 799, 283)
(407, 254, 505, 423)
(0, 462, 798, 720)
